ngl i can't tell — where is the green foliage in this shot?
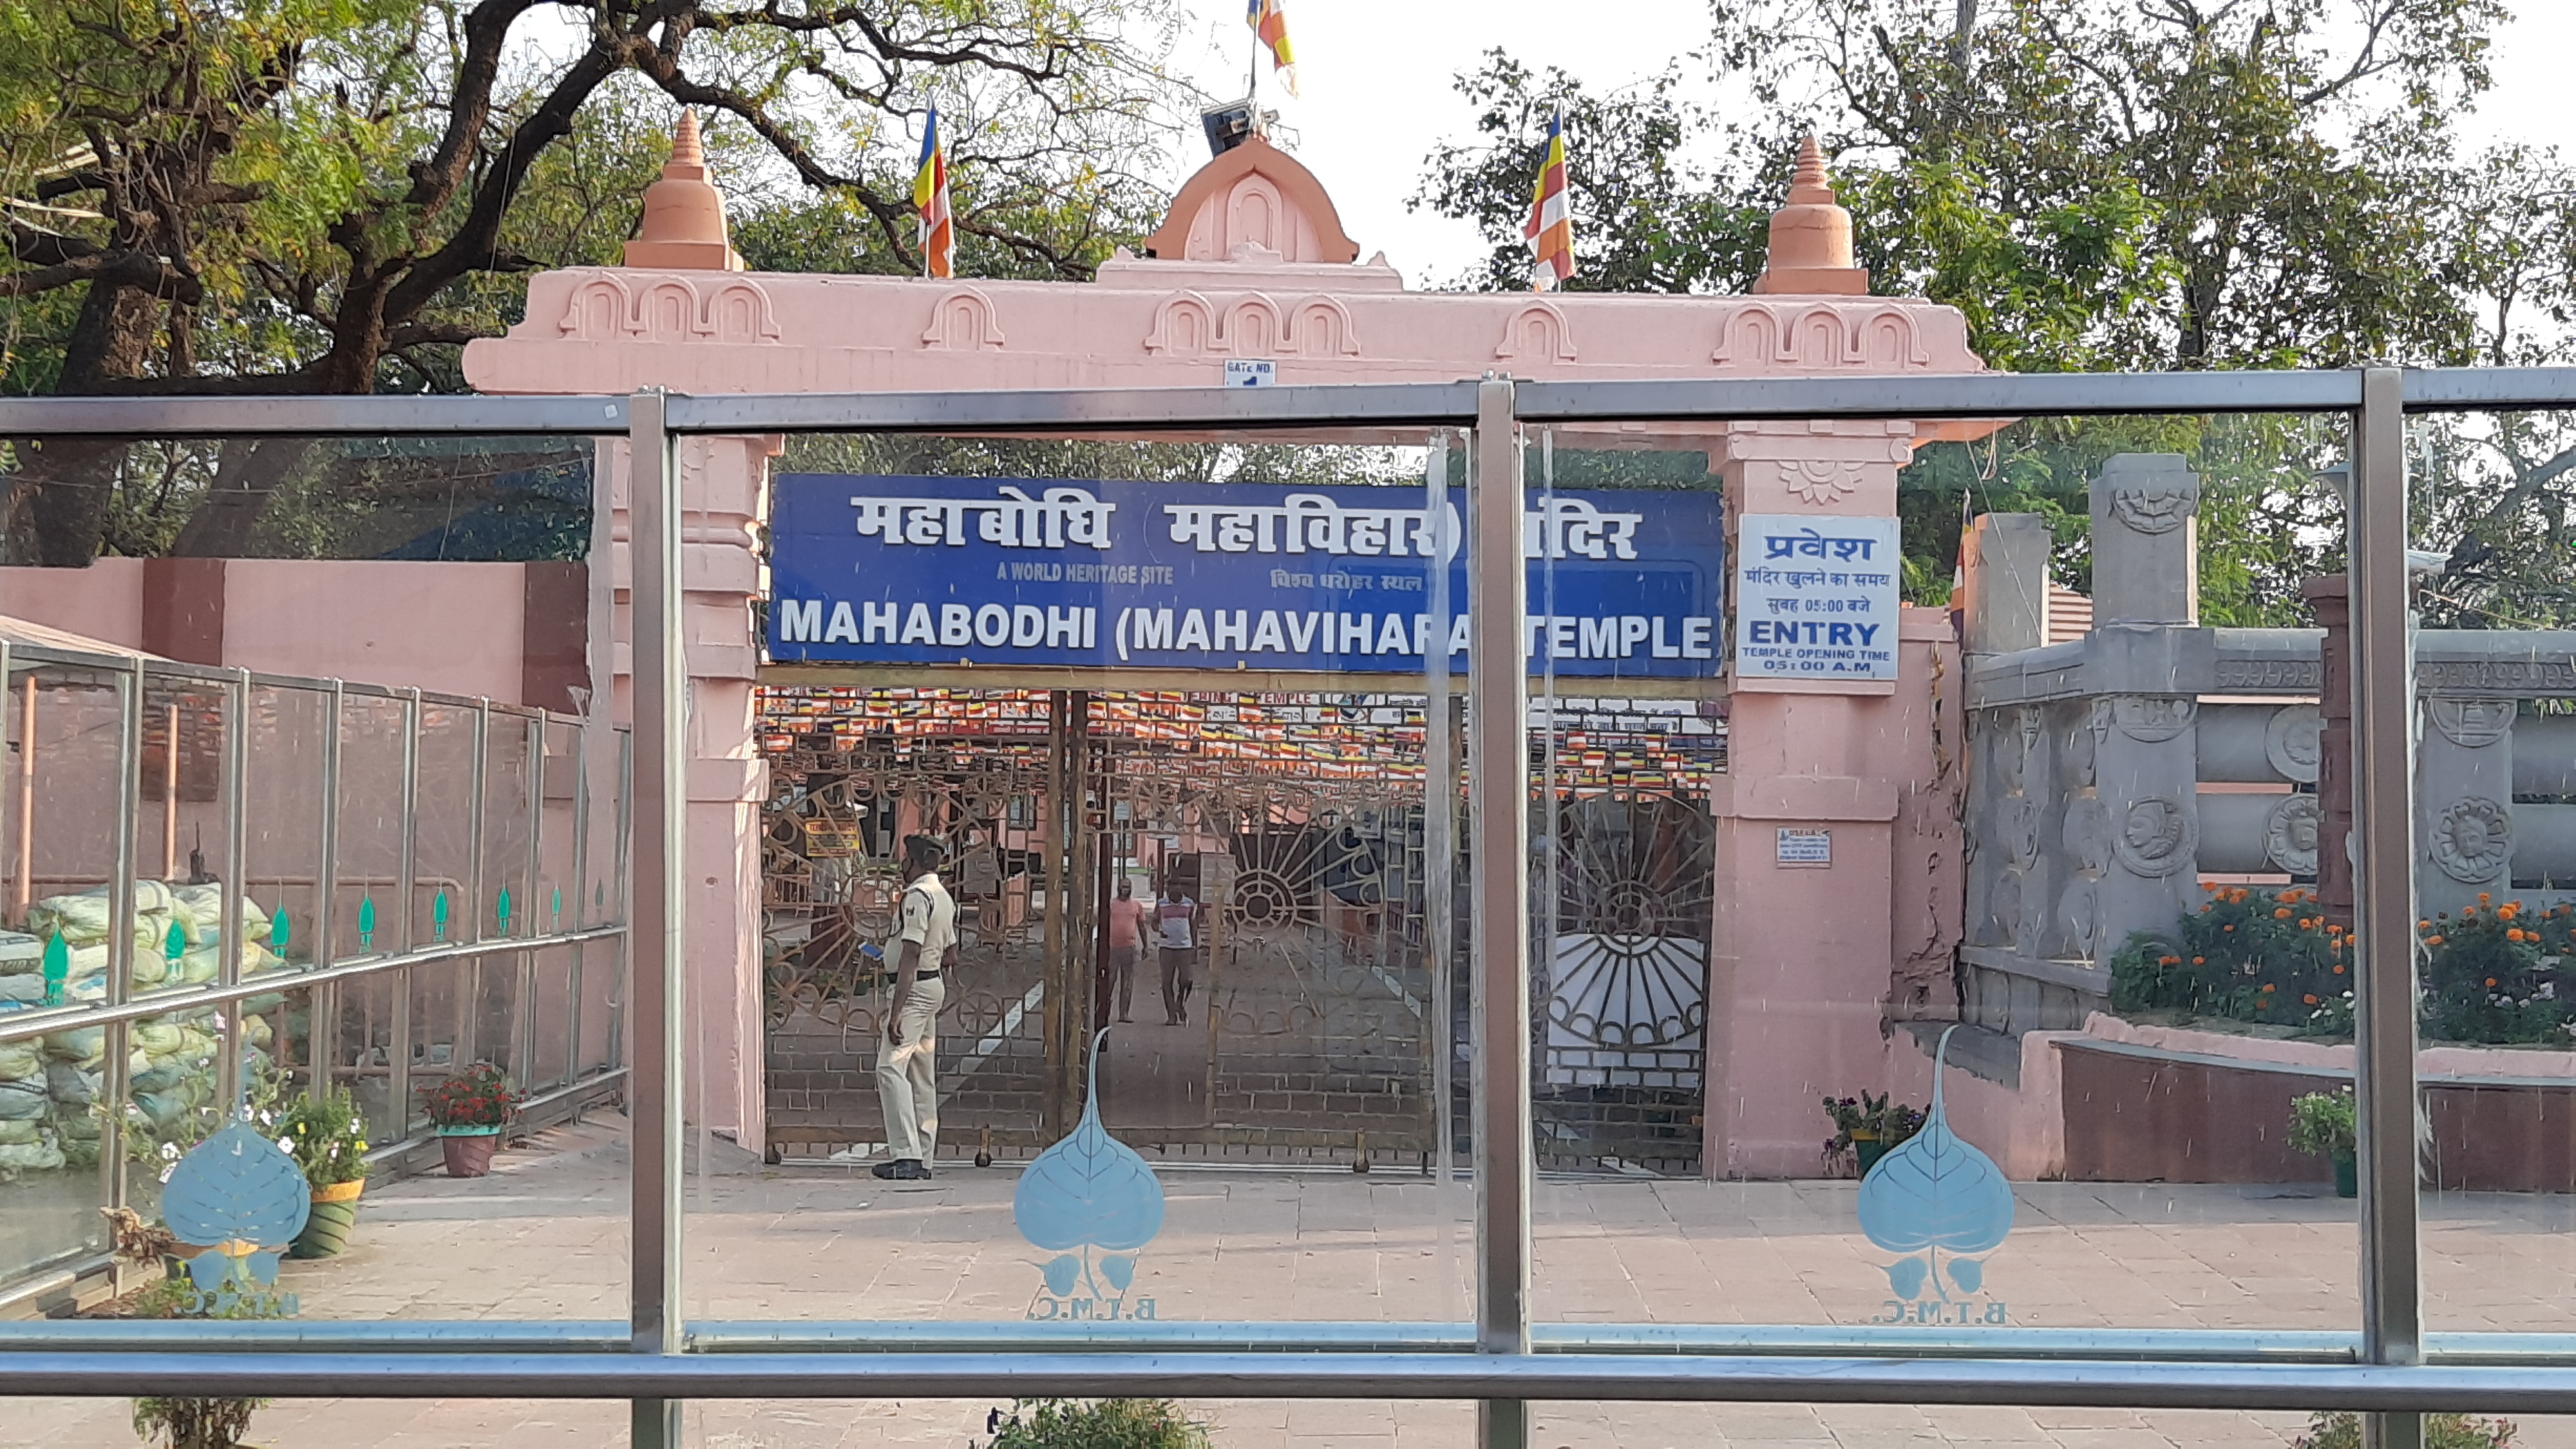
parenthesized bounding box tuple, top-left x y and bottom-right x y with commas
(272, 1087, 369, 1187)
(2287, 1090, 2357, 1161)
(983, 1399, 1212, 1449)
(2295, 1410, 2516, 1449)
(128, 1265, 291, 1449)
(2109, 885, 2353, 1035)
(1, 0, 1195, 562)
(1414, 0, 2576, 623)
(1822, 1090, 1925, 1153)
(2109, 887, 2576, 1046)
(2418, 896, 2576, 1047)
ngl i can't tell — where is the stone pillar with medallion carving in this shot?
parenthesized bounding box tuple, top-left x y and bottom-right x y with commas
(2085, 455, 2207, 965)
(2420, 696, 2518, 918)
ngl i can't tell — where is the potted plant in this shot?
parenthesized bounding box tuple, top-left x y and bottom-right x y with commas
(2289, 1087, 2360, 1198)
(416, 1063, 522, 1179)
(1823, 1091, 1927, 1177)
(276, 1088, 370, 1258)
(2295, 1409, 2515, 1448)
(980, 1398, 1211, 1449)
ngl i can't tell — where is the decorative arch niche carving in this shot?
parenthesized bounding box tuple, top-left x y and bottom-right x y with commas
(1289, 296, 1361, 357)
(1144, 292, 1218, 356)
(1222, 294, 1286, 357)
(1493, 301, 1576, 363)
(701, 279, 781, 343)
(919, 287, 1007, 351)
(560, 276, 633, 340)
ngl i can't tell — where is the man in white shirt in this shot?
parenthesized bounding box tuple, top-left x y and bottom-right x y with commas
(875, 835, 957, 1180)
(1155, 880, 1199, 1027)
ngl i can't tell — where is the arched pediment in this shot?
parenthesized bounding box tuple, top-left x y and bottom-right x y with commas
(1142, 135, 1361, 265)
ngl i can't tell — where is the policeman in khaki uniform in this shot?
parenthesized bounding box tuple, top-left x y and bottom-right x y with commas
(875, 835, 958, 1180)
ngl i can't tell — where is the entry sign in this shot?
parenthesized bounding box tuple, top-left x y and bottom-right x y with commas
(768, 475, 1726, 681)
(1733, 513, 1901, 683)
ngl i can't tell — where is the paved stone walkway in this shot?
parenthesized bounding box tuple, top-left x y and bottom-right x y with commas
(13, 1118, 2573, 1448)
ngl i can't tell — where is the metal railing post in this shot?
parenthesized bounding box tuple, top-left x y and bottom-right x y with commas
(310, 680, 343, 1101)
(100, 659, 143, 1222)
(391, 689, 421, 1133)
(1468, 378, 1531, 1449)
(218, 670, 249, 1113)
(629, 392, 687, 1448)
(2353, 367, 2424, 1449)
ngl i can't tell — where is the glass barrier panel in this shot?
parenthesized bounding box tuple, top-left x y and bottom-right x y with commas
(697, 426, 1477, 1333)
(1523, 412, 2360, 1342)
(241, 682, 329, 983)
(0, 659, 126, 1281)
(129, 675, 236, 1002)
(2412, 404, 2576, 1337)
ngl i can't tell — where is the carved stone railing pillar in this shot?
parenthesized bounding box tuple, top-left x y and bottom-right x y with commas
(2420, 696, 2517, 917)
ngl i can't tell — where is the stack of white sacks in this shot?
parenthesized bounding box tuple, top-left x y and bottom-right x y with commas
(1, 882, 286, 1175)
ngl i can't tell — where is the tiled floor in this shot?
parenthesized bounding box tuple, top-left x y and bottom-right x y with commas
(14, 1117, 2573, 1448)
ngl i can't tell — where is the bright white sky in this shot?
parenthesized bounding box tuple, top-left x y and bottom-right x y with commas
(1140, 1, 2576, 288)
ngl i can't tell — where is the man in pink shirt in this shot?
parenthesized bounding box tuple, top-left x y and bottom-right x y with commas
(1104, 875, 1149, 1023)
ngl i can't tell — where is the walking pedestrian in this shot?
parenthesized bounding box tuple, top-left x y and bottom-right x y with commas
(873, 835, 956, 1180)
(1106, 875, 1148, 1023)
(1155, 878, 1199, 1026)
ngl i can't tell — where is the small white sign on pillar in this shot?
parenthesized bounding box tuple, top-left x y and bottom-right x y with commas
(1733, 513, 1902, 683)
(1224, 359, 1276, 388)
(1776, 828, 1832, 867)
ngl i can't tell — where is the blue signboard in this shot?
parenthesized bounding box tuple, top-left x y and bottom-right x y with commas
(767, 475, 1725, 680)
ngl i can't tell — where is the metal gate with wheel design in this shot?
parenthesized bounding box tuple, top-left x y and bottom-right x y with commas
(761, 686, 1724, 1172)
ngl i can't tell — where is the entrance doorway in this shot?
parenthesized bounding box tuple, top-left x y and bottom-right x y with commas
(759, 685, 1723, 1174)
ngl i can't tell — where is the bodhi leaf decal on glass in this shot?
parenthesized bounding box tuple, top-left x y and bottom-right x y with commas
(1859, 1025, 2014, 1302)
(1015, 1030, 1166, 1256)
(162, 1121, 311, 1300)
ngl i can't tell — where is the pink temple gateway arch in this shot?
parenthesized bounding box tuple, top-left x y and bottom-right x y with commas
(463, 122, 1990, 1174)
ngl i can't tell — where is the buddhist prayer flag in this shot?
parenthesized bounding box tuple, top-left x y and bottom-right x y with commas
(1524, 107, 1574, 290)
(1247, 0, 1298, 97)
(914, 106, 954, 279)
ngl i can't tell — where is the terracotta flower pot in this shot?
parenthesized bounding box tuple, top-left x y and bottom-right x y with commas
(290, 1178, 366, 1259)
(439, 1127, 502, 1178)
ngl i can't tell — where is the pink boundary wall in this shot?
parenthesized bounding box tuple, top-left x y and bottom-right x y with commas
(1, 558, 536, 703)
(460, 133, 1989, 1164)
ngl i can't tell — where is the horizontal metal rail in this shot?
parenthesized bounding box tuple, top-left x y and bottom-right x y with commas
(12, 1350, 2576, 1412)
(663, 381, 1486, 434)
(1, 367, 2569, 448)
(5, 640, 595, 724)
(12, 1320, 2564, 1367)
(0, 394, 629, 437)
(0, 925, 624, 1045)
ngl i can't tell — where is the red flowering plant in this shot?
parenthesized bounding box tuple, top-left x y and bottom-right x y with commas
(415, 1063, 524, 1130)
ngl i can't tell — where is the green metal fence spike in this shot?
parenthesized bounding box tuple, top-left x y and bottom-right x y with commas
(357, 895, 377, 951)
(41, 931, 66, 1007)
(163, 918, 187, 982)
(270, 907, 291, 953)
(551, 886, 564, 924)
(433, 891, 450, 942)
(497, 885, 513, 931)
